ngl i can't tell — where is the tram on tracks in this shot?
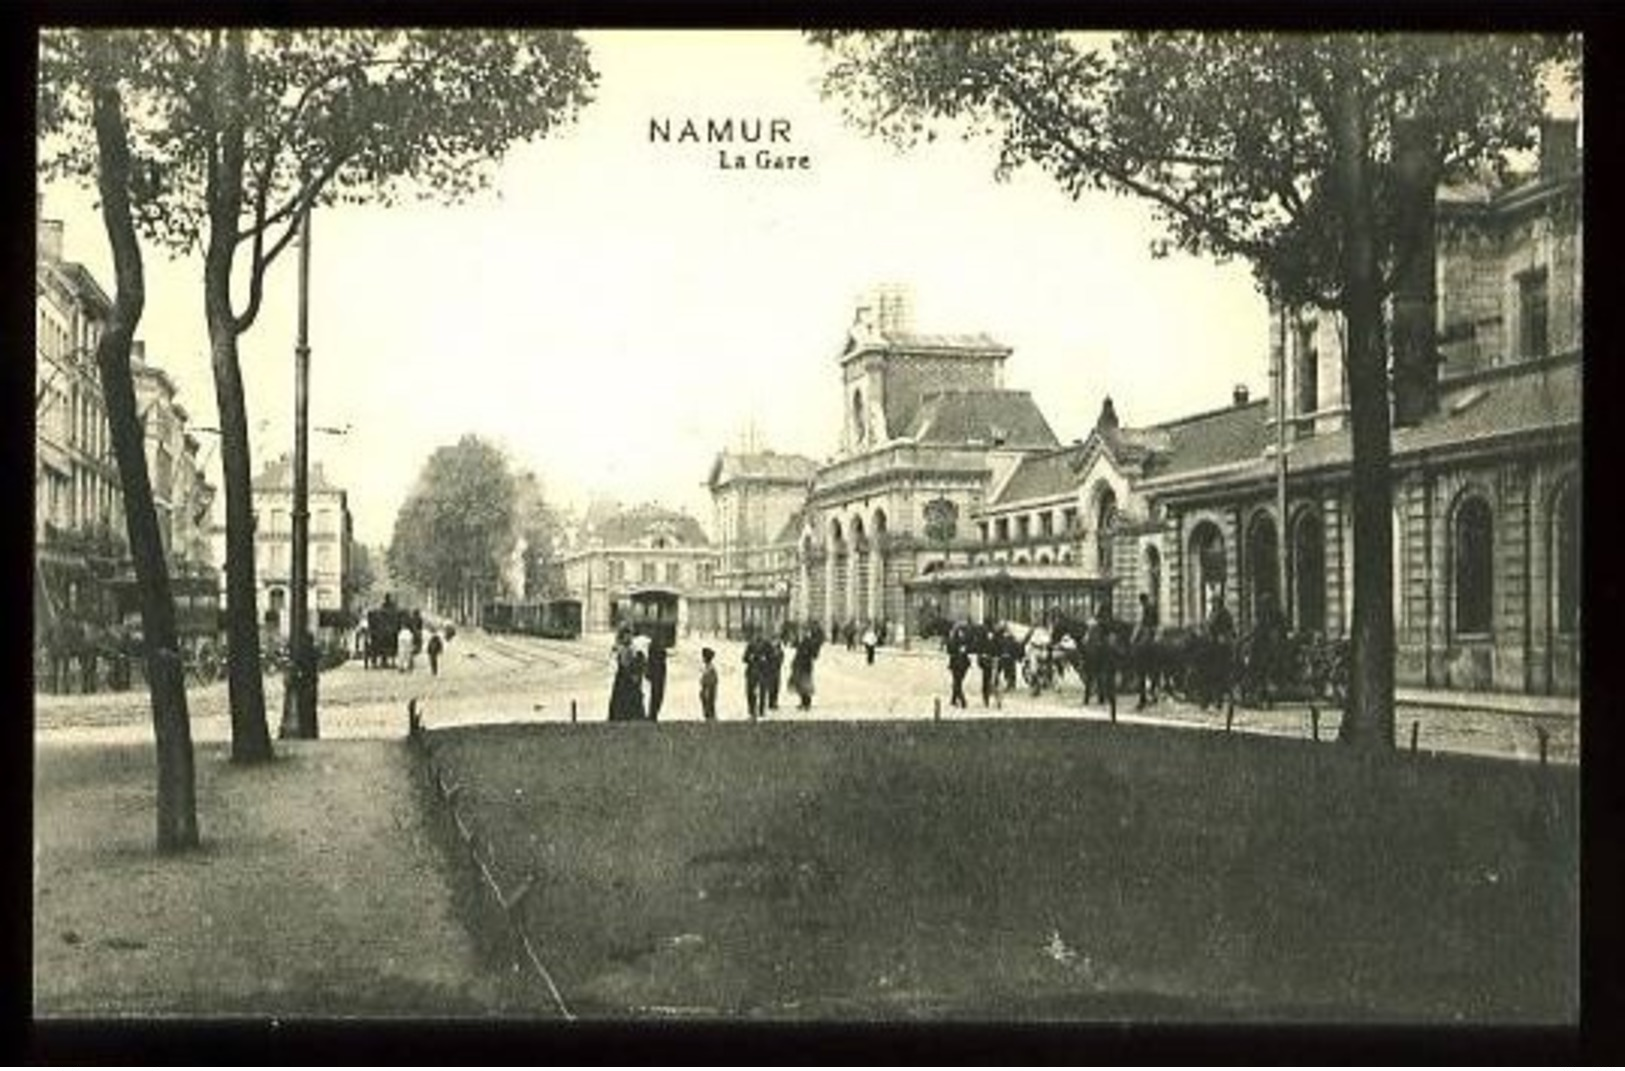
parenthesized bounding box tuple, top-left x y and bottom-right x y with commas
(480, 597, 583, 640)
(611, 588, 679, 648)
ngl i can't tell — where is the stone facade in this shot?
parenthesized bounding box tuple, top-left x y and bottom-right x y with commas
(791, 289, 1060, 641)
(35, 209, 217, 645)
(551, 504, 717, 634)
(1144, 130, 1582, 696)
(244, 454, 354, 638)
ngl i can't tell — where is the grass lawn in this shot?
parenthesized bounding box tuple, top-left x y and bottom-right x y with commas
(422, 719, 1577, 1022)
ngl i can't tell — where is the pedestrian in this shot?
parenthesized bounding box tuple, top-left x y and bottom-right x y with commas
(789, 630, 818, 711)
(862, 623, 878, 665)
(396, 622, 415, 673)
(976, 622, 997, 707)
(947, 626, 971, 709)
(764, 636, 784, 711)
(743, 634, 764, 720)
(698, 646, 718, 720)
(646, 637, 668, 721)
(998, 625, 1020, 692)
(1133, 592, 1159, 709)
(426, 630, 444, 676)
(607, 625, 647, 721)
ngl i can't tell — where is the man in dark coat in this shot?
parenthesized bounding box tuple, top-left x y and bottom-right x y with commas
(646, 637, 669, 721)
(976, 621, 998, 707)
(743, 634, 764, 720)
(947, 625, 971, 709)
(764, 636, 784, 711)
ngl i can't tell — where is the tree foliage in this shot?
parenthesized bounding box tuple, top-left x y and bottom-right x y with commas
(389, 435, 520, 608)
(39, 30, 200, 848)
(40, 28, 597, 757)
(815, 31, 1570, 309)
(514, 469, 570, 600)
(41, 29, 597, 320)
(814, 31, 1577, 748)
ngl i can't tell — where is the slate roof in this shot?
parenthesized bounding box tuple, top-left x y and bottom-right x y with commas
(991, 444, 1089, 505)
(588, 503, 711, 548)
(708, 450, 819, 490)
(1287, 355, 1581, 475)
(1140, 398, 1274, 482)
(1140, 355, 1580, 492)
(904, 390, 1060, 450)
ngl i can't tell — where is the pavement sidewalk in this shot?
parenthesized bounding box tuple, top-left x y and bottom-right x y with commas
(32, 734, 516, 1018)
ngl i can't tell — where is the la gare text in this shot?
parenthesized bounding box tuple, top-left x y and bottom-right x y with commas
(649, 117, 813, 172)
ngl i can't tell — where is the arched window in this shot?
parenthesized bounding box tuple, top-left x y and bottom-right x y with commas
(1188, 521, 1226, 622)
(852, 389, 867, 445)
(1293, 509, 1326, 634)
(1246, 512, 1279, 626)
(1453, 494, 1494, 636)
(1553, 481, 1579, 635)
(1094, 485, 1118, 575)
(1143, 544, 1162, 612)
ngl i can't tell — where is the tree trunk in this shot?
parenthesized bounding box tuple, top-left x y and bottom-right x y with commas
(205, 29, 274, 764)
(1331, 74, 1397, 750)
(86, 36, 200, 850)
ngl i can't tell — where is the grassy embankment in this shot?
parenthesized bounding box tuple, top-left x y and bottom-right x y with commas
(423, 719, 1577, 1022)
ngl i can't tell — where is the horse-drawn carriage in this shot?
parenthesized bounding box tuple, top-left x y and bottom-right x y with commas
(998, 611, 1350, 714)
(358, 599, 422, 668)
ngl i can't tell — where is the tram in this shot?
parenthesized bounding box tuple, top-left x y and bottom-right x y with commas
(480, 597, 583, 640)
(611, 588, 680, 648)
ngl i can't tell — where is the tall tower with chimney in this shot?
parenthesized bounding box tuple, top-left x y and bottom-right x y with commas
(838, 284, 1012, 455)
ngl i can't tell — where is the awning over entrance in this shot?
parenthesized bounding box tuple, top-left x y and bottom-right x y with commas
(904, 563, 1118, 630)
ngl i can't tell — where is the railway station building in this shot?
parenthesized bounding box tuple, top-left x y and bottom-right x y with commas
(788, 287, 1061, 642)
(552, 502, 718, 636)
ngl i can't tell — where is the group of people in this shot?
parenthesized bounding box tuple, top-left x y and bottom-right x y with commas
(942, 620, 1029, 709)
(606, 621, 827, 722)
(940, 593, 1172, 712)
(607, 624, 670, 721)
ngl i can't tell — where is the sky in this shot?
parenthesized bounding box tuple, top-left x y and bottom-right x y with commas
(40, 29, 1278, 548)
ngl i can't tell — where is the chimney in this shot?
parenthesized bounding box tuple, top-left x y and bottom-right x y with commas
(1540, 118, 1578, 183)
(37, 217, 63, 262)
(874, 283, 913, 335)
(1232, 384, 1250, 407)
(1390, 116, 1441, 428)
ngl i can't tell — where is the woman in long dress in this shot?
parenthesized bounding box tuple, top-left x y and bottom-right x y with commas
(607, 625, 647, 721)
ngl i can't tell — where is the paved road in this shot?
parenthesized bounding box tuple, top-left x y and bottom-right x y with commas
(34, 628, 1577, 763)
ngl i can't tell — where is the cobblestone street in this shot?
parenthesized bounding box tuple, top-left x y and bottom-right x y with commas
(35, 628, 1578, 764)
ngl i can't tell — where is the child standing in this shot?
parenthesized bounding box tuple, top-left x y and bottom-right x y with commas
(699, 647, 718, 721)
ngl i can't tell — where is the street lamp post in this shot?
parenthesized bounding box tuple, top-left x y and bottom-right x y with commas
(280, 203, 316, 739)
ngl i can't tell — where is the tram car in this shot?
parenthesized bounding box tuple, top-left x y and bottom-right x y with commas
(480, 598, 583, 640)
(611, 588, 679, 649)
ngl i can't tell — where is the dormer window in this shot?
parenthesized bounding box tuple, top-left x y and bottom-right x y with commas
(1517, 267, 1549, 360)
